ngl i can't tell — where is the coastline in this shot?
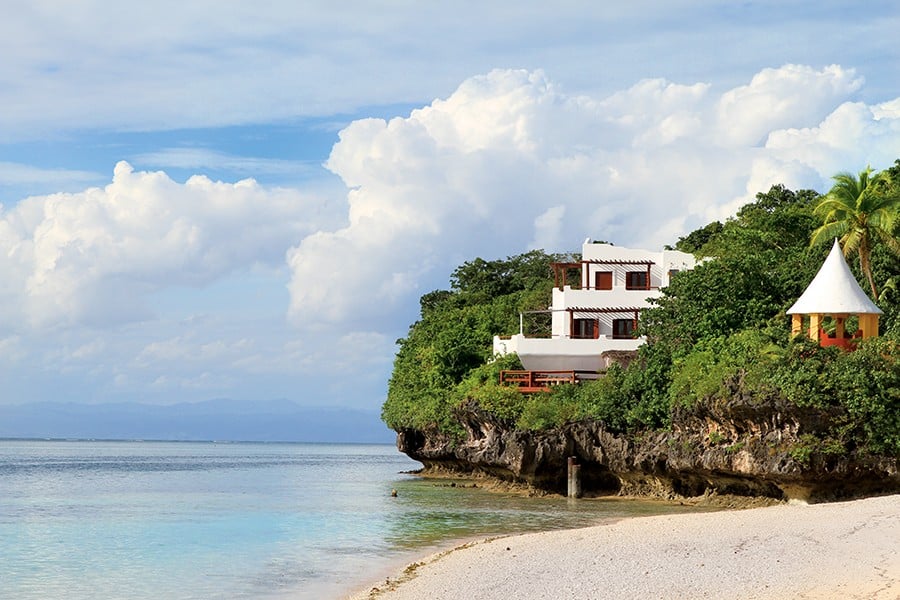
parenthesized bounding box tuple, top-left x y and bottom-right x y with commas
(347, 493, 900, 600)
(411, 466, 786, 509)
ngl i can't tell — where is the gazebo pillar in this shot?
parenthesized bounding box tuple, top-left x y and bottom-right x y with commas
(791, 314, 803, 337)
(859, 314, 880, 339)
(808, 314, 821, 342)
(834, 314, 846, 340)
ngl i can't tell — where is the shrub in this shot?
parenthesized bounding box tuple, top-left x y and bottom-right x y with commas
(828, 335, 900, 455)
(455, 354, 528, 423)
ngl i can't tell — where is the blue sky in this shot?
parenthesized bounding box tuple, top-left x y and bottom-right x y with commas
(2, 1, 900, 425)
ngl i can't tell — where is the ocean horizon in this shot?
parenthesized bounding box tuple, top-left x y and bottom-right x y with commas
(1, 439, 706, 599)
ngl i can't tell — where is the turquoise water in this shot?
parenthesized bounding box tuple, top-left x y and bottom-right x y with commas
(0, 440, 702, 599)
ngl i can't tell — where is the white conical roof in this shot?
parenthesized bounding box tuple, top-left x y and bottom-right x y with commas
(787, 239, 882, 315)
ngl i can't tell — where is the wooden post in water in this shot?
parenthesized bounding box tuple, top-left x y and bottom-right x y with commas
(567, 456, 582, 498)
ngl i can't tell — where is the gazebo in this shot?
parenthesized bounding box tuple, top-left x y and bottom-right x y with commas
(787, 239, 882, 350)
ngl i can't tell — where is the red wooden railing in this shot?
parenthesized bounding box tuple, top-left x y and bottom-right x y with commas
(500, 370, 577, 392)
(819, 329, 861, 351)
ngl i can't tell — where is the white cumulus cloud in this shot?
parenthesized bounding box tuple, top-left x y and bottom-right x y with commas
(285, 65, 900, 328)
(716, 64, 864, 146)
(0, 161, 335, 329)
(2, 63, 900, 408)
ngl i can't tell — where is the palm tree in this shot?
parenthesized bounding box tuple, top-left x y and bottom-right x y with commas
(811, 166, 900, 299)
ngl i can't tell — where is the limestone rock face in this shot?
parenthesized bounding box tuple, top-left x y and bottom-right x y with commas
(395, 399, 899, 502)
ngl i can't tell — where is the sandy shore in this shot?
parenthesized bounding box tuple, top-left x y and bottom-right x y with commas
(349, 494, 899, 600)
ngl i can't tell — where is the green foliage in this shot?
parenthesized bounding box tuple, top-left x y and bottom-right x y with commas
(453, 354, 528, 423)
(811, 166, 900, 298)
(641, 193, 824, 357)
(762, 337, 838, 408)
(449, 249, 568, 303)
(513, 374, 632, 431)
(789, 433, 847, 466)
(708, 430, 726, 445)
(383, 250, 563, 433)
(516, 385, 582, 430)
(828, 336, 900, 455)
(573, 368, 631, 432)
(665, 327, 899, 456)
(789, 434, 820, 466)
(674, 220, 723, 254)
(669, 326, 783, 408)
(616, 343, 676, 429)
(632, 180, 897, 455)
(724, 441, 746, 454)
(517, 345, 679, 433)
(870, 220, 900, 332)
(643, 185, 823, 357)
(706, 184, 821, 258)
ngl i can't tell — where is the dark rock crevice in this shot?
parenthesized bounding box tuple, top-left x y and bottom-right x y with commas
(395, 399, 899, 503)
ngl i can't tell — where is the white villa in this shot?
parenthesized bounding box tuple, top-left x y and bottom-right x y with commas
(493, 241, 696, 390)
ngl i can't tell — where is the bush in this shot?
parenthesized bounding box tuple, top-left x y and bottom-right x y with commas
(828, 335, 900, 455)
(454, 354, 528, 423)
(515, 372, 632, 432)
(383, 250, 564, 434)
(763, 337, 839, 409)
(516, 385, 581, 430)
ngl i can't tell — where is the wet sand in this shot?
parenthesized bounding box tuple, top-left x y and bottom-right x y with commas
(349, 494, 899, 600)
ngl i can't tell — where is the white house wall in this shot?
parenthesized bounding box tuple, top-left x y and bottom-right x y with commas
(549, 245, 695, 339)
(493, 334, 643, 372)
(551, 287, 654, 338)
(582, 244, 695, 276)
(492, 242, 697, 372)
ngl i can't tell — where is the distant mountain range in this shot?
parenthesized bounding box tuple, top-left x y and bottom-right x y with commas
(0, 398, 395, 443)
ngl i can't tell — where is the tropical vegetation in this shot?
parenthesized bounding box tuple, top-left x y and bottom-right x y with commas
(382, 162, 900, 457)
(811, 166, 900, 298)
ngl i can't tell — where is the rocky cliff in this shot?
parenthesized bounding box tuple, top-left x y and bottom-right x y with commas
(396, 397, 899, 503)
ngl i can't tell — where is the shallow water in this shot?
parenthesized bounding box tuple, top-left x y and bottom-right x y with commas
(0, 440, 705, 599)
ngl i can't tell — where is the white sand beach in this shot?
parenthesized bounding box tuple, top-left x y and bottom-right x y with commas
(351, 494, 899, 600)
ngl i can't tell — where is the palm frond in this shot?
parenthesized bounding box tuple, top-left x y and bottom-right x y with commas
(810, 220, 848, 247)
(874, 227, 900, 256)
(880, 277, 898, 302)
(843, 228, 863, 255)
(813, 196, 853, 218)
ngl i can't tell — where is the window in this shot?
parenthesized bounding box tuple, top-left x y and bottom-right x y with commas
(668, 269, 680, 280)
(573, 318, 597, 339)
(612, 319, 635, 339)
(595, 271, 613, 290)
(625, 271, 648, 290)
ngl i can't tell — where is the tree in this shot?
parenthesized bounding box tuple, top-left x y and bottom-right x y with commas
(674, 220, 723, 255)
(383, 250, 560, 432)
(644, 185, 821, 355)
(811, 167, 900, 299)
(449, 250, 566, 302)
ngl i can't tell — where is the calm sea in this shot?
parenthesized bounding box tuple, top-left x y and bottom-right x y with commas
(0, 440, 703, 599)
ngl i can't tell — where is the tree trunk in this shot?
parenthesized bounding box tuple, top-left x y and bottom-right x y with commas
(859, 240, 878, 299)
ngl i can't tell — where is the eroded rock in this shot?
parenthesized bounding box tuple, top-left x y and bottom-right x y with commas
(395, 399, 899, 503)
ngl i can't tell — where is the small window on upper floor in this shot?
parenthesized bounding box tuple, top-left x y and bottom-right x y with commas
(625, 271, 648, 290)
(572, 318, 598, 339)
(612, 318, 635, 339)
(595, 271, 613, 290)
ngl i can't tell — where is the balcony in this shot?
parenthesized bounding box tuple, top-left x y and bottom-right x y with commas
(499, 370, 577, 393)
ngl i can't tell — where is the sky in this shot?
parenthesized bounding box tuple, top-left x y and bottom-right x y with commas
(2, 1, 900, 425)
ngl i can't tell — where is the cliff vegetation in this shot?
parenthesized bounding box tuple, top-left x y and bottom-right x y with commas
(382, 164, 900, 500)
